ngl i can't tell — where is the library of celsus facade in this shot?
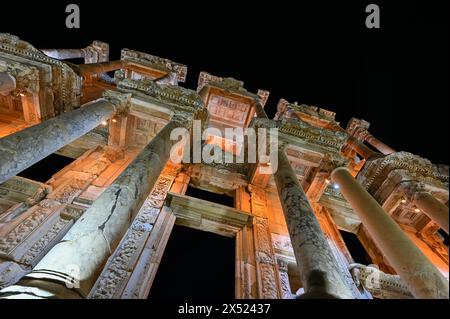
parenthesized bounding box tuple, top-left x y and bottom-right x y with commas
(0, 33, 448, 299)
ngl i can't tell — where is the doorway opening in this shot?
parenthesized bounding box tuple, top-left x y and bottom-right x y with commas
(339, 230, 372, 265)
(149, 224, 235, 299)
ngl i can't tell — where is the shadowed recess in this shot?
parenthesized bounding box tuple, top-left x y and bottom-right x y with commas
(17, 153, 74, 183)
(149, 225, 235, 299)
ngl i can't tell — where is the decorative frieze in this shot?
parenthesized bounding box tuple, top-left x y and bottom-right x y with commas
(117, 77, 204, 112)
(121, 48, 187, 83)
(253, 217, 281, 299)
(277, 258, 293, 299)
(358, 152, 449, 194)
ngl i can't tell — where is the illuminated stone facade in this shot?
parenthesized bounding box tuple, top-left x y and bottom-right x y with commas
(0, 33, 448, 299)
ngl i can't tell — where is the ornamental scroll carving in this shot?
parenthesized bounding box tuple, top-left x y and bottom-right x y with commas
(88, 175, 174, 299)
(277, 258, 293, 299)
(253, 217, 280, 299)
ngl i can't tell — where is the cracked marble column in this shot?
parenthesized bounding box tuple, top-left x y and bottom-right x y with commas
(0, 97, 119, 184)
(0, 72, 16, 95)
(331, 167, 449, 299)
(0, 114, 192, 298)
(274, 149, 354, 299)
(414, 192, 449, 234)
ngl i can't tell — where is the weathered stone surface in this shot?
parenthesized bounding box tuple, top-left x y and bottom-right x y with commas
(0, 99, 115, 184)
(274, 149, 354, 299)
(12, 117, 190, 297)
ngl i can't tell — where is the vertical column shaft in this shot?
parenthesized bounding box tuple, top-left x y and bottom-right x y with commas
(331, 167, 449, 299)
(0, 99, 116, 184)
(1, 117, 188, 298)
(274, 149, 354, 299)
(414, 192, 449, 234)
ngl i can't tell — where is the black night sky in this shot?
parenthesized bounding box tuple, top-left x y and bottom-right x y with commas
(1, 0, 448, 299)
(1, 1, 448, 164)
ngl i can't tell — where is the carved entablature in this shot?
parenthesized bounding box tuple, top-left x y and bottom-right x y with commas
(357, 152, 449, 195)
(197, 72, 269, 126)
(274, 99, 338, 129)
(189, 164, 248, 195)
(370, 169, 447, 236)
(346, 118, 371, 141)
(0, 33, 81, 117)
(0, 177, 49, 217)
(278, 118, 348, 153)
(197, 72, 254, 96)
(116, 78, 204, 114)
(121, 48, 187, 84)
(0, 62, 39, 95)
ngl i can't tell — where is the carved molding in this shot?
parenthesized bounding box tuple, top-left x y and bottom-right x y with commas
(349, 264, 413, 299)
(253, 217, 280, 299)
(121, 48, 187, 83)
(0, 33, 81, 113)
(116, 78, 206, 116)
(358, 152, 449, 194)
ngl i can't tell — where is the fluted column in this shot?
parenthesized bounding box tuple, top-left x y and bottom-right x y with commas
(0, 114, 193, 298)
(274, 149, 354, 299)
(414, 192, 449, 234)
(0, 72, 16, 95)
(0, 92, 129, 184)
(331, 167, 449, 299)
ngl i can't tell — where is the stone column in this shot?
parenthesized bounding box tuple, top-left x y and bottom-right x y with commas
(414, 192, 449, 234)
(0, 92, 129, 184)
(41, 49, 85, 60)
(0, 114, 193, 298)
(331, 167, 449, 299)
(77, 61, 127, 77)
(0, 72, 16, 96)
(274, 149, 354, 299)
(364, 134, 395, 155)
